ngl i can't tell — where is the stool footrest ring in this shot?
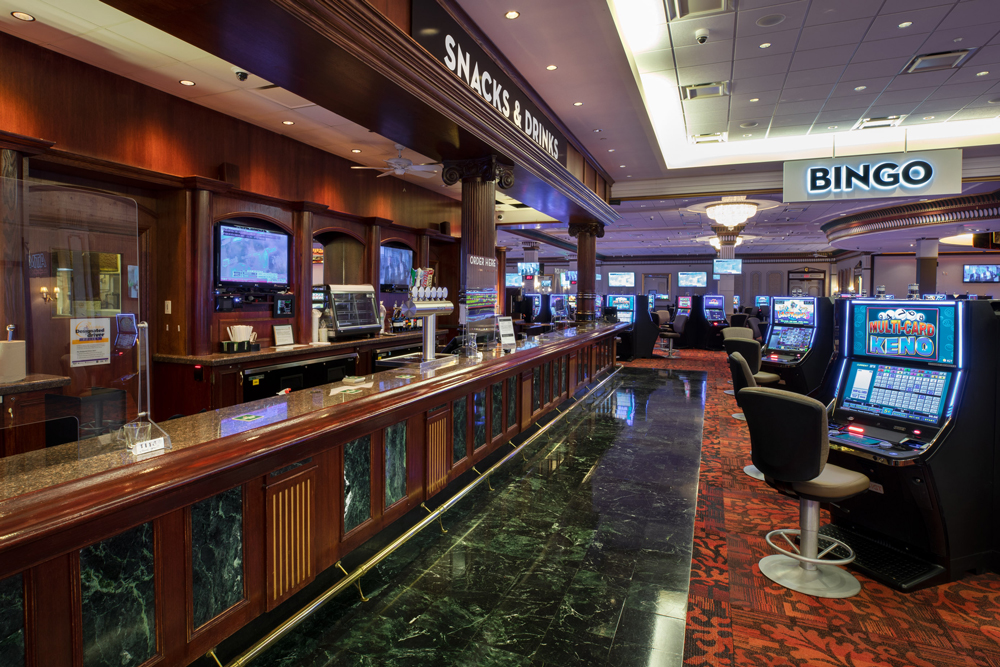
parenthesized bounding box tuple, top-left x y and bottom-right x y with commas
(765, 528, 856, 566)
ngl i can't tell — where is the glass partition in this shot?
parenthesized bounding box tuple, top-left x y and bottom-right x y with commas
(0, 177, 146, 480)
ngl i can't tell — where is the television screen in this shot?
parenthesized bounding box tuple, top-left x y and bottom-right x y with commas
(755, 296, 769, 307)
(380, 246, 413, 286)
(540, 277, 552, 288)
(678, 272, 707, 287)
(217, 223, 289, 287)
(505, 273, 522, 287)
(704, 295, 725, 309)
(518, 262, 540, 277)
(839, 361, 952, 426)
(963, 265, 1000, 283)
(852, 302, 956, 365)
(608, 272, 635, 287)
(677, 296, 692, 309)
(772, 297, 815, 326)
(560, 270, 578, 287)
(714, 259, 742, 274)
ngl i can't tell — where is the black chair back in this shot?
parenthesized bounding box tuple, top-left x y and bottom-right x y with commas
(671, 313, 688, 335)
(724, 338, 762, 374)
(747, 316, 764, 341)
(730, 313, 749, 328)
(651, 312, 661, 326)
(727, 352, 756, 407)
(740, 387, 829, 482)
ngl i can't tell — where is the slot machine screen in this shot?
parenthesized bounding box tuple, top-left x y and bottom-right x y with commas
(839, 361, 952, 426)
(755, 296, 769, 307)
(851, 302, 957, 365)
(772, 297, 815, 326)
(704, 295, 725, 309)
(766, 326, 813, 353)
(567, 295, 577, 308)
(677, 296, 692, 309)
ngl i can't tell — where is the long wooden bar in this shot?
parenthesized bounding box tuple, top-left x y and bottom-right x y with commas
(0, 323, 622, 667)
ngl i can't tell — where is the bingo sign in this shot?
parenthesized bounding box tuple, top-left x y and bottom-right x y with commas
(854, 304, 956, 365)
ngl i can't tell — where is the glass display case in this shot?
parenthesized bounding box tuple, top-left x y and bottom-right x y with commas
(327, 285, 381, 338)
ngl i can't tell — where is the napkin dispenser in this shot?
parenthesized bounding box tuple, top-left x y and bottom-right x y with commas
(0, 325, 26, 383)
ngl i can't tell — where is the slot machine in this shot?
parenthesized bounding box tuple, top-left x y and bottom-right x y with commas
(608, 295, 636, 323)
(686, 294, 728, 349)
(820, 299, 998, 590)
(760, 296, 834, 396)
(676, 296, 692, 318)
(526, 293, 542, 319)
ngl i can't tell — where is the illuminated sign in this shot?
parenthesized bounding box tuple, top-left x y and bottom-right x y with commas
(853, 304, 956, 365)
(783, 149, 962, 202)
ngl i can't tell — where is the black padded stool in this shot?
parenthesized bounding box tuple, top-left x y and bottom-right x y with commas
(661, 313, 685, 358)
(740, 387, 870, 598)
(727, 352, 765, 481)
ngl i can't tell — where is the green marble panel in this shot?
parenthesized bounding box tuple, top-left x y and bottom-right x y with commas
(0, 573, 23, 667)
(453, 397, 467, 464)
(532, 367, 540, 413)
(473, 389, 487, 450)
(191, 486, 244, 629)
(344, 435, 371, 533)
(556, 357, 563, 396)
(385, 421, 407, 507)
(507, 376, 517, 431)
(80, 522, 155, 667)
(543, 362, 551, 404)
(491, 382, 503, 439)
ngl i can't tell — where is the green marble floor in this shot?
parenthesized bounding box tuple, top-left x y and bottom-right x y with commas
(247, 367, 705, 667)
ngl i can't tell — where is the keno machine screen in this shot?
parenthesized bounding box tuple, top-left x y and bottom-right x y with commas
(852, 303, 956, 366)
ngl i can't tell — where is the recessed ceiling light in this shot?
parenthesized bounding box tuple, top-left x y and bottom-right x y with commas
(749, 98, 760, 102)
(608, 149, 615, 152)
(977, 71, 990, 76)
(854, 85, 867, 91)
(759, 42, 771, 49)
(828, 125, 838, 129)
(619, 164, 626, 168)
(923, 115, 935, 120)
(627, 175, 632, 178)
(739, 121, 758, 128)
(756, 14, 786, 27)
(179, 80, 196, 86)
(593, 129, 602, 133)
(282, 120, 295, 125)
(351, 149, 362, 153)
(573, 102, 583, 106)
(898, 21, 912, 28)
(546, 65, 557, 70)
(505, 10, 519, 19)
(10, 11, 34, 21)
(953, 37, 964, 43)
(743, 133, 753, 137)
(989, 98, 1000, 104)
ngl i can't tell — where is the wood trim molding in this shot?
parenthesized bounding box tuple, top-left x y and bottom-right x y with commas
(0, 130, 55, 155)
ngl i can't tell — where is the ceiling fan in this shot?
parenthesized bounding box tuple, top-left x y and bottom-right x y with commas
(350, 144, 440, 179)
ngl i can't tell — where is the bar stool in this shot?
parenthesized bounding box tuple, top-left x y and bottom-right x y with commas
(747, 316, 765, 343)
(730, 313, 749, 328)
(722, 327, 753, 340)
(659, 313, 684, 358)
(723, 338, 780, 386)
(727, 352, 766, 481)
(740, 387, 870, 598)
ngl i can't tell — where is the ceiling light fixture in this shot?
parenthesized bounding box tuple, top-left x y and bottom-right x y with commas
(351, 149, 362, 153)
(743, 133, 753, 137)
(705, 196, 757, 228)
(282, 120, 295, 125)
(619, 164, 626, 168)
(898, 21, 912, 28)
(608, 149, 615, 152)
(923, 116, 935, 120)
(179, 80, 196, 86)
(749, 98, 760, 102)
(546, 65, 557, 70)
(759, 42, 771, 49)
(828, 125, 838, 129)
(505, 10, 519, 19)
(10, 11, 34, 21)
(854, 85, 867, 91)
(977, 71, 990, 76)
(573, 102, 583, 106)
(593, 129, 602, 133)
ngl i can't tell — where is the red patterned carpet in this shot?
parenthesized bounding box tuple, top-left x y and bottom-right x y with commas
(623, 350, 1000, 667)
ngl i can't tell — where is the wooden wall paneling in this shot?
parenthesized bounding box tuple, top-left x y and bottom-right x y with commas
(366, 224, 381, 288)
(415, 231, 431, 270)
(568, 354, 578, 394)
(583, 161, 596, 193)
(213, 196, 293, 230)
(425, 408, 449, 497)
(189, 188, 214, 356)
(405, 412, 425, 505)
(151, 363, 208, 421)
(0, 148, 29, 359)
(158, 509, 186, 664)
(154, 190, 191, 356)
(366, 0, 411, 33)
(312, 449, 339, 576)
(210, 365, 243, 412)
(320, 233, 366, 286)
(565, 144, 584, 181)
(264, 466, 318, 611)
(29, 553, 76, 667)
(519, 370, 533, 431)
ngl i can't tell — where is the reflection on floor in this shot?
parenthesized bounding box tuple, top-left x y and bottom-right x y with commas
(627, 350, 1000, 667)
(248, 367, 705, 666)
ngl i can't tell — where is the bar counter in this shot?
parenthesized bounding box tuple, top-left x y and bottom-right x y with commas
(0, 322, 623, 667)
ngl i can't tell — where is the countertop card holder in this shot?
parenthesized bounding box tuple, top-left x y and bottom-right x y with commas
(134, 322, 172, 457)
(273, 324, 294, 347)
(498, 316, 517, 351)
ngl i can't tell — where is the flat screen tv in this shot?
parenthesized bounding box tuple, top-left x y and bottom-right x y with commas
(713, 259, 742, 274)
(505, 273, 522, 287)
(216, 222, 290, 290)
(380, 246, 413, 287)
(963, 265, 1000, 283)
(608, 272, 635, 287)
(560, 270, 578, 287)
(518, 262, 540, 277)
(678, 272, 707, 288)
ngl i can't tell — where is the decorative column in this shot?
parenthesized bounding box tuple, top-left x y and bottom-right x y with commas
(366, 223, 381, 288)
(182, 177, 233, 356)
(714, 226, 740, 313)
(916, 238, 938, 295)
(568, 221, 604, 321)
(442, 156, 515, 310)
(495, 246, 509, 315)
(292, 202, 328, 344)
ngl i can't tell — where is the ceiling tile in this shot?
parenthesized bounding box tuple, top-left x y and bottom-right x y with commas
(884, 69, 956, 90)
(672, 42, 733, 68)
(770, 112, 818, 125)
(853, 33, 930, 63)
(46, 28, 176, 75)
(901, 110, 959, 124)
(193, 89, 289, 121)
(736, 2, 809, 38)
(797, 18, 872, 50)
(783, 65, 845, 86)
(823, 94, 878, 109)
(865, 6, 953, 41)
(809, 124, 845, 134)
(106, 19, 210, 62)
(968, 44, 1000, 66)
(731, 90, 780, 106)
(669, 12, 737, 44)
(675, 62, 733, 86)
(733, 52, 794, 77)
(778, 84, 836, 102)
(805, 0, 880, 26)
(137, 61, 238, 98)
(873, 87, 937, 104)
(938, 0, 1000, 31)
(918, 22, 1000, 52)
(945, 66, 1000, 85)
(790, 45, 857, 71)
(913, 97, 975, 112)
(930, 79, 997, 97)
(966, 93, 1000, 107)
(949, 106, 1000, 120)
(831, 77, 892, 96)
(865, 102, 921, 116)
(841, 60, 906, 80)
(185, 55, 273, 88)
(295, 105, 356, 127)
(734, 29, 800, 59)
(635, 49, 676, 73)
(682, 96, 731, 114)
(734, 72, 788, 92)
(774, 99, 825, 115)
(0, 2, 98, 44)
(816, 107, 871, 122)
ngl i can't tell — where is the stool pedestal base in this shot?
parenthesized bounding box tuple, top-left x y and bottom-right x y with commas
(759, 554, 861, 598)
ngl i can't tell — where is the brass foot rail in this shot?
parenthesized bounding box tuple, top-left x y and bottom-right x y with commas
(217, 365, 622, 667)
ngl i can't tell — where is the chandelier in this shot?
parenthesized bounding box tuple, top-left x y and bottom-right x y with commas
(709, 236, 743, 250)
(705, 195, 757, 228)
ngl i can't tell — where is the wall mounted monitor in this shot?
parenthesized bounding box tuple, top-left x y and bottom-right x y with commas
(505, 273, 522, 287)
(608, 272, 635, 287)
(851, 302, 957, 366)
(677, 296, 692, 309)
(678, 272, 707, 287)
(540, 277, 553, 288)
(379, 246, 413, 287)
(838, 361, 952, 427)
(963, 265, 1000, 283)
(755, 296, 769, 307)
(560, 270, 578, 287)
(517, 262, 540, 277)
(704, 295, 725, 309)
(713, 259, 742, 274)
(216, 222, 290, 290)
(772, 297, 815, 327)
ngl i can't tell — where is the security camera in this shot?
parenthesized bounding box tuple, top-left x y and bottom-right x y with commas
(497, 213, 504, 221)
(695, 28, 709, 45)
(231, 66, 250, 82)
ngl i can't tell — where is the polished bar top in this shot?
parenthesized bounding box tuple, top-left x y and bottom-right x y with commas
(0, 322, 624, 506)
(153, 331, 432, 366)
(0, 374, 72, 396)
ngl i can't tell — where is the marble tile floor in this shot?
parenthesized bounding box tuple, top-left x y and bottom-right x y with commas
(246, 367, 705, 667)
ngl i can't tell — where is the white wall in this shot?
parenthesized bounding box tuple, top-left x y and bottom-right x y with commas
(872, 253, 1000, 297)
